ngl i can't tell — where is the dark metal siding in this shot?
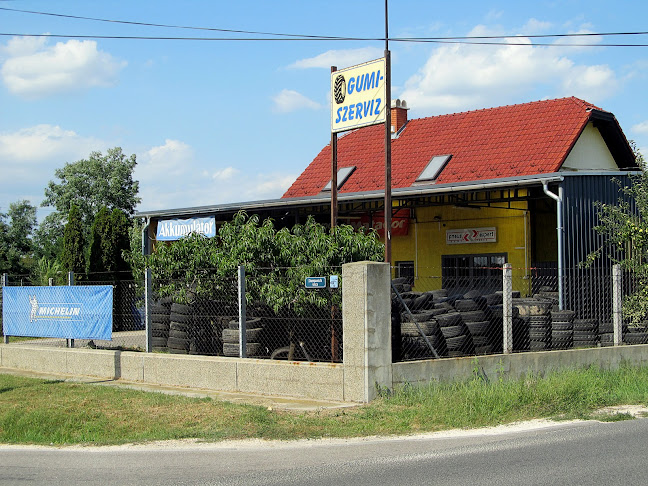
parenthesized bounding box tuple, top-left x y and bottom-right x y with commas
(561, 174, 635, 319)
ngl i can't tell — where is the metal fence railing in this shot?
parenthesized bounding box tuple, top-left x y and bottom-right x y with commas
(394, 264, 648, 361)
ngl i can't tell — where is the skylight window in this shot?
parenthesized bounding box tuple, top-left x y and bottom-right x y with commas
(323, 166, 356, 191)
(417, 155, 452, 182)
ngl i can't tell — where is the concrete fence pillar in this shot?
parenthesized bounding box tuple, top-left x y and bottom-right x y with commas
(342, 261, 392, 402)
(503, 263, 513, 354)
(612, 264, 622, 346)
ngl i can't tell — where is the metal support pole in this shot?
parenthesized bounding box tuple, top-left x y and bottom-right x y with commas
(612, 264, 623, 346)
(238, 266, 247, 358)
(503, 263, 513, 354)
(331, 65, 338, 231)
(67, 272, 75, 348)
(145, 268, 152, 353)
(2, 273, 7, 344)
(383, 0, 392, 265)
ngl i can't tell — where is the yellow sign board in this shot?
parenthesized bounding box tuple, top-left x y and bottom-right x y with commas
(331, 57, 386, 134)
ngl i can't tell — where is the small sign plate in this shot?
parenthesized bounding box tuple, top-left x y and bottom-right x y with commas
(329, 275, 339, 289)
(305, 277, 326, 289)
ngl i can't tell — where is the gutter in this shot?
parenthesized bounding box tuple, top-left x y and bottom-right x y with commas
(542, 179, 565, 310)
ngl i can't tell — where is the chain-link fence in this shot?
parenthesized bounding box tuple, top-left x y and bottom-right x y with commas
(149, 267, 342, 362)
(0, 267, 342, 363)
(0, 271, 146, 350)
(394, 265, 648, 361)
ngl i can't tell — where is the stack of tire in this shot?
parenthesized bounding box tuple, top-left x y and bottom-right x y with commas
(150, 298, 172, 351)
(454, 299, 491, 355)
(437, 311, 473, 357)
(168, 302, 194, 354)
(599, 322, 615, 347)
(400, 309, 448, 359)
(572, 319, 599, 348)
(550, 310, 574, 350)
(624, 324, 648, 345)
(514, 299, 552, 352)
(190, 300, 221, 356)
(222, 317, 265, 357)
(487, 303, 519, 353)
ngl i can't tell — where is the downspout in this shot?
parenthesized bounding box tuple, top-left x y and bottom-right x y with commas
(141, 217, 151, 256)
(542, 181, 564, 310)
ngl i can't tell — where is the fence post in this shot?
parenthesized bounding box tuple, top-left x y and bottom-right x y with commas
(67, 272, 75, 348)
(238, 265, 247, 358)
(145, 268, 152, 353)
(2, 273, 7, 344)
(503, 263, 513, 354)
(612, 264, 623, 346)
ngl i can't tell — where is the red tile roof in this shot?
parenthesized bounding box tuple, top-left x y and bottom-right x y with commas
(282, 97, 607, 199)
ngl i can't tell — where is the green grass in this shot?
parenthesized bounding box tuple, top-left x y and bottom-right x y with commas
(1, 364, 648, 446)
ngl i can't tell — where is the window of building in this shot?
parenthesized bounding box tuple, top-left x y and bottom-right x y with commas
(416, 154, 452, 182)
(441, 253, 507, 294)
(323, 166, 356, 191)
(396, 261, 415, 285)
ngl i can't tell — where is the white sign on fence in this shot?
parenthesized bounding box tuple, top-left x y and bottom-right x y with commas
(446, 227, 497, 245)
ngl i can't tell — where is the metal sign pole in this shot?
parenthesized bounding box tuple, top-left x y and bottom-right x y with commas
(384, 0, 392, 264)
(331, 65, 338, 230)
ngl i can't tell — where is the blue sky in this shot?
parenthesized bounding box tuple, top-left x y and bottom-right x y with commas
(1, 0, 647, 219)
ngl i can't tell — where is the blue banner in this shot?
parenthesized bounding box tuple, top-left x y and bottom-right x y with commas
(156, 217, 216, 241)
(2, 286, 113, 340)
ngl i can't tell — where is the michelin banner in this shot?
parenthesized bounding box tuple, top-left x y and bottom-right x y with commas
(2, 286, 113, 340)
(156, 217, 216, 241)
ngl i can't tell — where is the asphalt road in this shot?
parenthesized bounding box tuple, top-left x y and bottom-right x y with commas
(1, 417, 647, 485)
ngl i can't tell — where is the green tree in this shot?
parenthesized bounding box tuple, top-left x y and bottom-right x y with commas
(588, 141, 647, 323)
(40, 147, 140, 260)
(87, 207, 113, 276)
(60, 205, 86, 275)
(0, 200, 37, 276)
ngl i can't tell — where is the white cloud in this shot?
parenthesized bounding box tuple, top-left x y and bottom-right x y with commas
(0, 124, 103, 162)
(1, 36, 126, 99)
(272, 89, 322, 113)
(212, 167, 239, 181)
(135, 139, 297, 211)
(399, 24, 619, 113)
(0, 124, 108, 209)
(289, 47, 383, 70)
(632, 121, 648, 135)
(137, 139, 193, 181)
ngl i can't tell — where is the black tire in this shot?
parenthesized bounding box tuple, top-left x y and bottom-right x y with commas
(458, 310, 486, 323)
(169, 321, 190, 333)
(573, 319, 598, 332)
(440, 325, 464, 339)
(167, 337, 190, 350)
(168, 348, 188, 354)
(228, 317, 263, 330)
(170, 303, 192, 315)
(401, 321, 440, 337)
(152, 329, 169, 338)
(151, 314, 171, 325)
(223, 342, 263, 357)
(624, 332, 648, 344)
(222, 327, 263, 344)
(436, 312, 462, 327)
(445, 334, 468, 350)
(551, 310, 575, 322)
(474, 345, 493, 355)
(472, 335, 489, 347)
(151, 336, 167, 347)
(455, 299, 479, 312)
(150, 304, 169, 316)
(465, 320, 490, 336)
(169, 329, 190, 340)
(552, 322, 573, 331)
(169, 312, 192, 324)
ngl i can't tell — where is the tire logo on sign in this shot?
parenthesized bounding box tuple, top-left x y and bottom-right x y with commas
(334, 75, 346, 104)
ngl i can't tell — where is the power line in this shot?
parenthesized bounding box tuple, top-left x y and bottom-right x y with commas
(2, 5, 648, 46)
(0, 32, 647, 47)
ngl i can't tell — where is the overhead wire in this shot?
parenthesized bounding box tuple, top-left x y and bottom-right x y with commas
(1, 6, 648, 47)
